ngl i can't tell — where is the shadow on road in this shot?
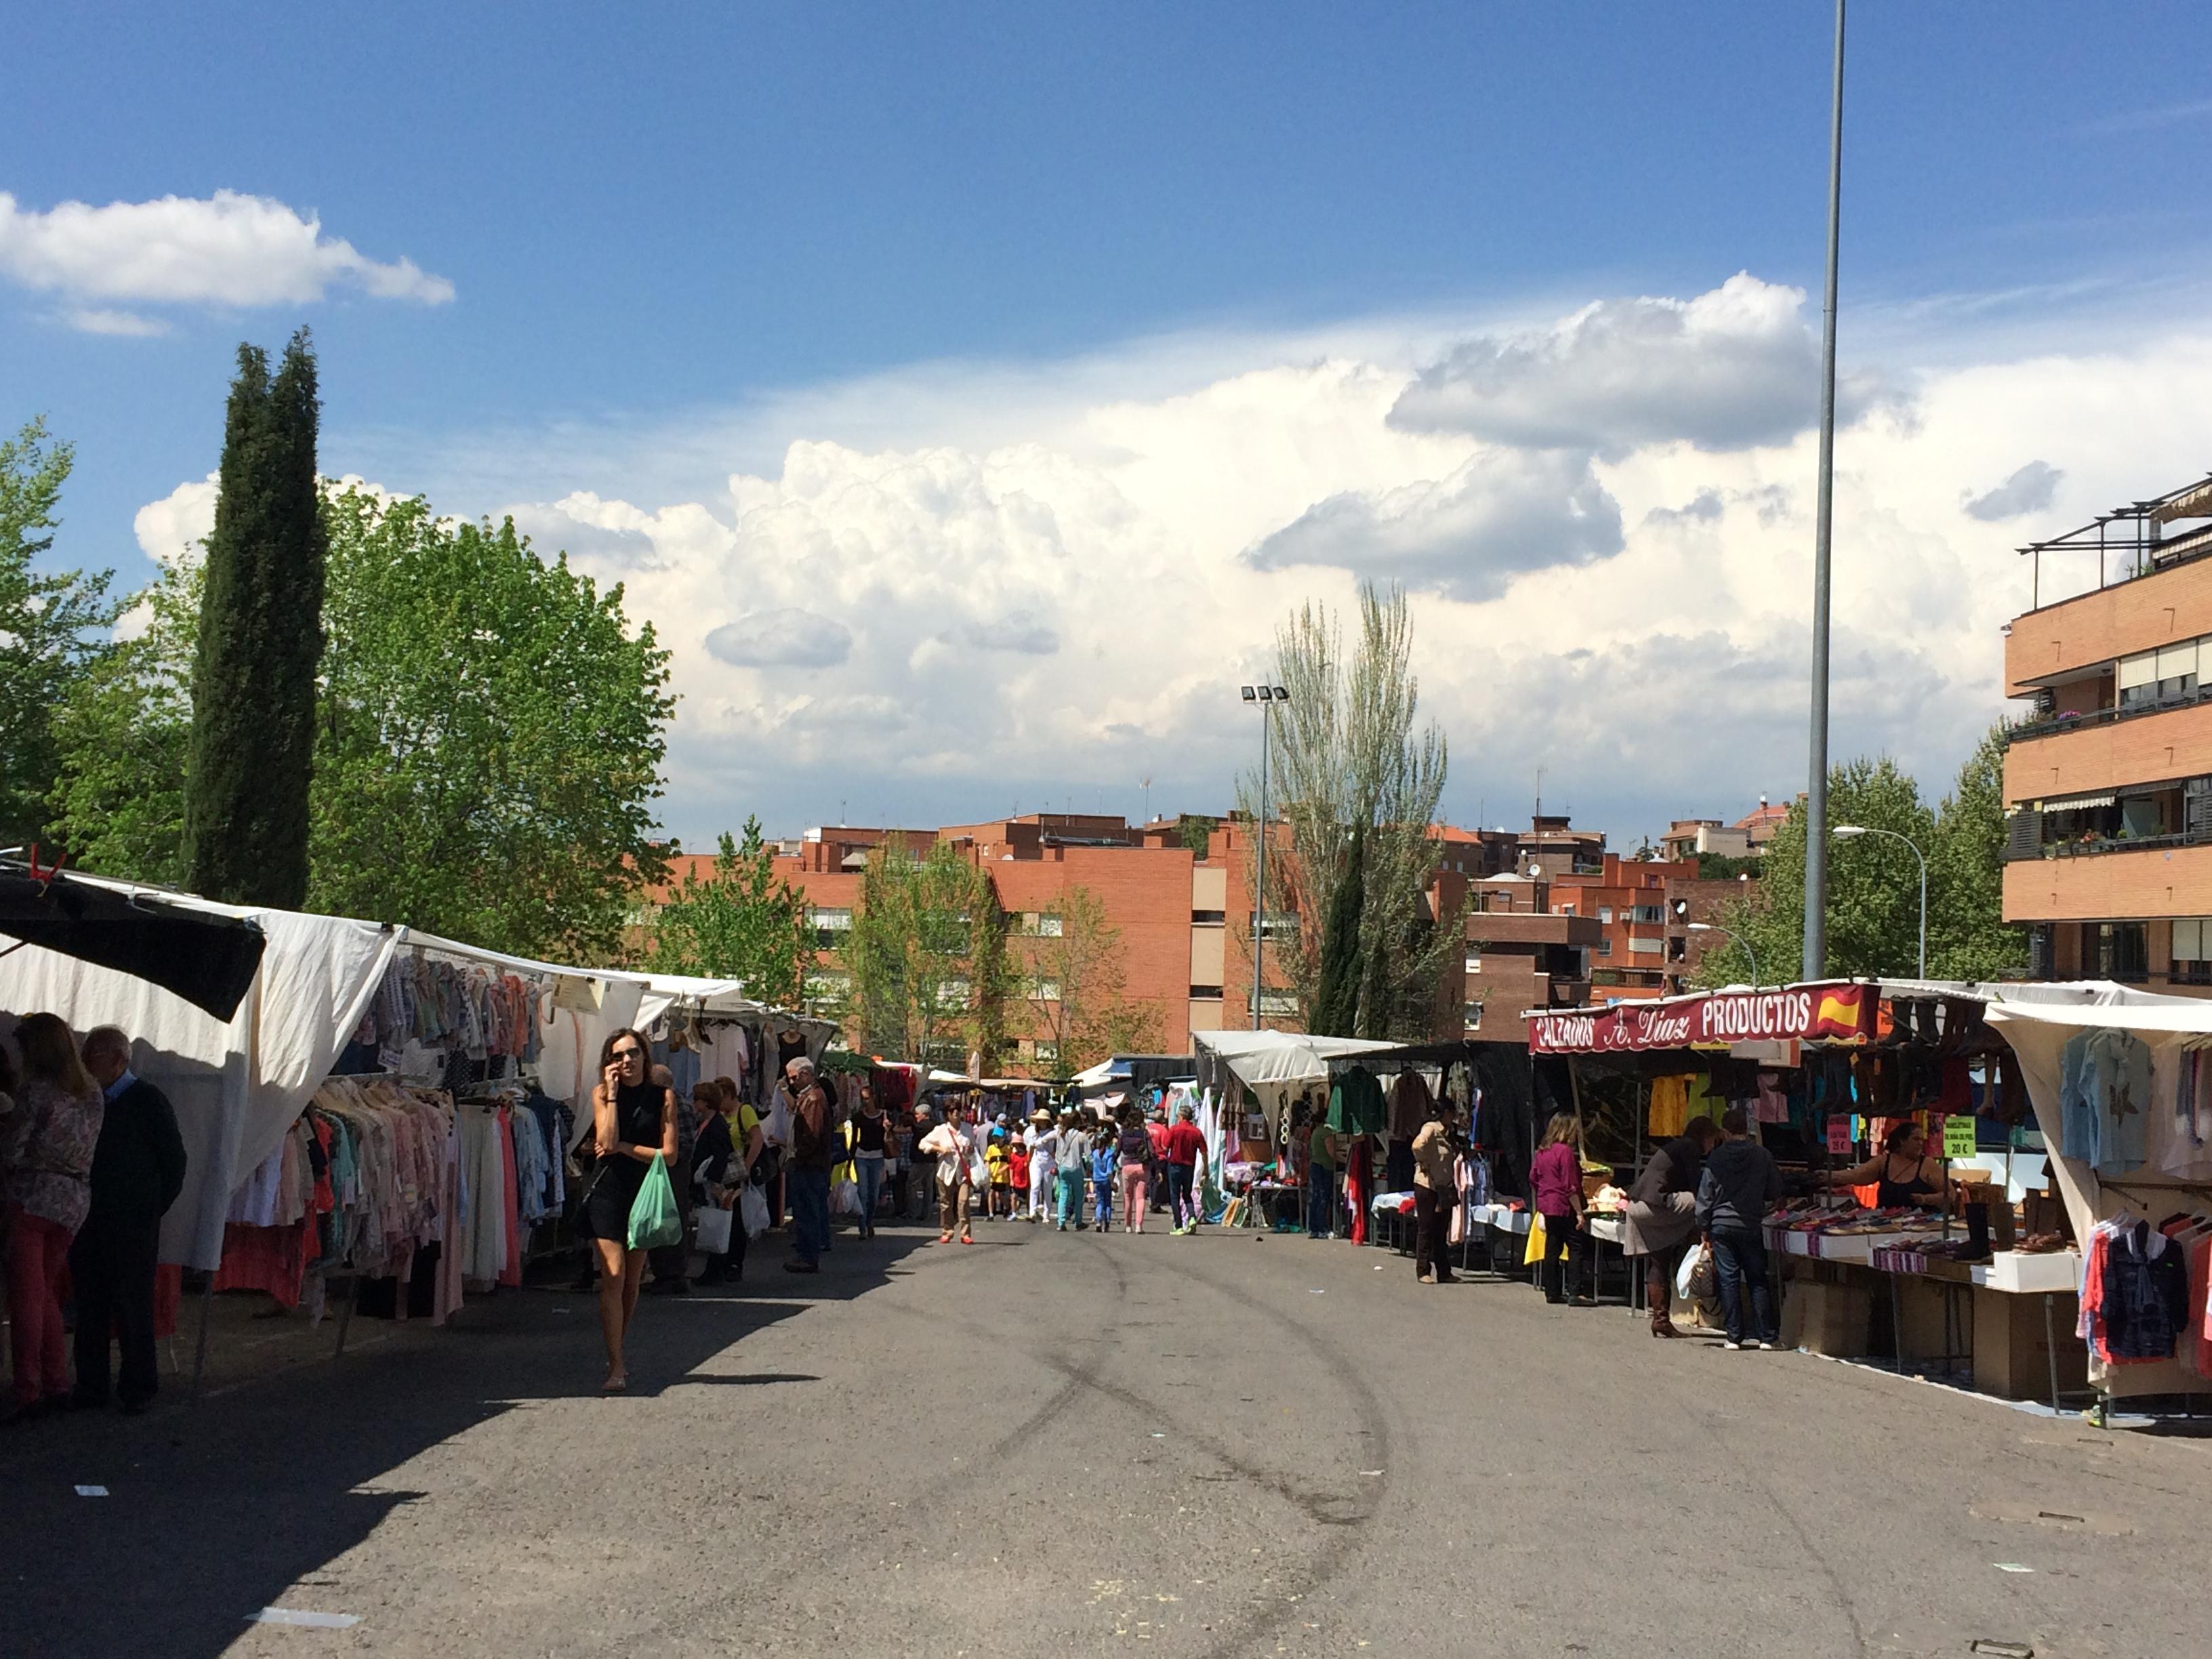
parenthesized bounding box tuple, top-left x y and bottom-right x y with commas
(0, 1221, 933, 1658)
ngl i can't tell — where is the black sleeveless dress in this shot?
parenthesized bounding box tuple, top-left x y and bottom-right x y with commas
(582, 1080, 666, 1242)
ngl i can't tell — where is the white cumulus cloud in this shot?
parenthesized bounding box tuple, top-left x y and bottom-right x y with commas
(0, 189, 453, 331)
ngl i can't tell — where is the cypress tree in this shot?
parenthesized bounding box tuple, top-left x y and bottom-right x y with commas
(182, 329, 327, 907)
(1311, 826, 1366, 1036)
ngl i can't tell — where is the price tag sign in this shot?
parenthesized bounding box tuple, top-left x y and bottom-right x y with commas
(1942, 1114, 1978, 1158)
(1825, 1115, 1853, 1155)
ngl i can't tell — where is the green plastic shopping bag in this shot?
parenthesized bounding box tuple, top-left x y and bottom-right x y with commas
(628, 1153, 683, 1251)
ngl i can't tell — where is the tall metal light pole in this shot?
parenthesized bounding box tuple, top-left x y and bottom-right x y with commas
(1241, 684, 1290, 1027)
(1833, 824, 1926, 979)
(1803, 0, 1847, 981)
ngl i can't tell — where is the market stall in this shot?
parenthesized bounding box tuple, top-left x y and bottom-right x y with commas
(1983, 991, 2212, 1420)
(1525, 979, 2085, 1396)
(1191, 1029, 1397, 1230)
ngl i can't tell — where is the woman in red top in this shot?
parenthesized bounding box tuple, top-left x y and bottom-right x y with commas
(1530, 1113, 1593, 1306)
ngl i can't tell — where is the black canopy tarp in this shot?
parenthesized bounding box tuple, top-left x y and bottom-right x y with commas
(0, 872, 266, 1021)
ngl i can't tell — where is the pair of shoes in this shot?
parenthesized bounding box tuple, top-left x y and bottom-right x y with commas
(1758, 1340, 1780, 1351)
(783, 1260, 819, 1274)
(1418, 1271, 1437, 1285)
(1436, 1273, 1458, 1285)
(1650, 1317, 1684, 1338)
(1722, 1339, 1744, 1351)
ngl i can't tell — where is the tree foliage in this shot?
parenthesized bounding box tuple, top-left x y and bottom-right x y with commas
(644, 817, 814, 1006)
(1238, 583, 1460, 1038)
(0, 417, 122, 850)
(1176, 815, 1216, 856)
(1019, 884, 1163, 1072)
(847, 842, 1012, 1069)
(307, 489, 673, 959)
(47, 553, 200, 884)
(184, 331, 326, 907)
(52, 485, 674, 962)
(1695, 739, 2024, 987)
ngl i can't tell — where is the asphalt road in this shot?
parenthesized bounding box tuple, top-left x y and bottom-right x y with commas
(5, 1216, 2210, 1658)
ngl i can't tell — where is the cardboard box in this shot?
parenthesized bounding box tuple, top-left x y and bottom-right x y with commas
(1781, 1278, 1873, 1355)
(1971, 1287, 2089, 1401)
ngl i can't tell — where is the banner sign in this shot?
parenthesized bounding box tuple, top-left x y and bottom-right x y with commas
(1528, 983, 1874, 1056)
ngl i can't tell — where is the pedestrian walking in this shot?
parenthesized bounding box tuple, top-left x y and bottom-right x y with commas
(1, 1014, 104, 1423)
(783, 1057, 836, 1273)
(1411, 1098, 1458, 1286)
(1052, 1109, 1090, 1231)
(1114, 1114, 1151, 1233)
(986, 1127, 1011, 1218)
(71, 1026, 186, 1414)
(694, 1079, 764, 1286)
(1695, 1108, 1784, 1351)
(1163, 1103, 1206, 1235)
(1025, 1108, 1057, 1223)
(1010, 1132, 1031, 1220)
(578, 1027, 678, 1393)
(920, 1104, 975, 1244)
(850, 1084, 889, 1237)
(1090, 1128, 1118, 1232)
(1531, 1113, 1593, 1305)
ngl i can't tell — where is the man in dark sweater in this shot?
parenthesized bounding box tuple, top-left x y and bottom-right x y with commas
(72, 1027, 187, 1412)
(1694, 1107, 1784, 1351)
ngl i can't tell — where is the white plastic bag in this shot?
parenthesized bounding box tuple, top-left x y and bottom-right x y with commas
(695, 1204, 734, 1254)
(738, 1183, 771, 1240)
(832, 1177, 860, 1217)
(1677, 1241, 1713, 1303)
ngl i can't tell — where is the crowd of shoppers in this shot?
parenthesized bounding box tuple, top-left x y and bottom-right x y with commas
(2, 1015, 185, 1425)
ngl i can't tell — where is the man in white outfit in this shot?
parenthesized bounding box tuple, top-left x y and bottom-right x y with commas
(1023, 1109, 1056, 1223)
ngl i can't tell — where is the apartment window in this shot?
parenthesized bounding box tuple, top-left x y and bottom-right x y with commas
(1629, 904, 1664, 925)
(1015, 912, 1064, 937)
(1462, 1001, 1483, 1031)
(2098, 923, 2149, 984)
(1629, 937, 1662, 955)
(1558, 905, 1576, 917)
(2173, 919, 2212, 985)
(1031, 1040, 1061, 1066)
(1597, 939, 1612, 958)
(1027, 977, 1062, 1002)
(1191, 909, 1226, 925)
(934, 976, 972, 1004)
(1597, 905, 1614, 924)
(1254, 911, 1299, 942)
(803, 970, 851, 1008)
(1465, 952, 1483, 975)
(811, 906, 853, 948)
(1258, 990, 1299, 1018)
(1189, 984, 1225, 1000)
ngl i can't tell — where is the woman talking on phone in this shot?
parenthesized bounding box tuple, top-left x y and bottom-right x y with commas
(581, 1027, 678, 1392)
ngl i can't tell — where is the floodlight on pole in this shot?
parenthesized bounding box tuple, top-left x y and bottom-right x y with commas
(1803, 0, 1847, 981)
(1242, 683, 1292, 1028)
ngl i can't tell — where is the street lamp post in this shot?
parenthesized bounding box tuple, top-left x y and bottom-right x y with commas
(1688, 922, 1759, 988)
(1803, 0, 1848, 981)
(1241, 683, 1290, 1028)
(1832, 823, 1925, 979)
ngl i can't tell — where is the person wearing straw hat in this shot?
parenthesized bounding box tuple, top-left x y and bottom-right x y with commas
(1023, 1107, 1057, 1223)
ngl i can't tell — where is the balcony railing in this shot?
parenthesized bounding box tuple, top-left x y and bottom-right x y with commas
(2005, 830, 2194, 863)
(2007, 683, 2212, 745)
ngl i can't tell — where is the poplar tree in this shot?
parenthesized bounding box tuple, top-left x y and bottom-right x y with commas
(182, 330, 327, 907)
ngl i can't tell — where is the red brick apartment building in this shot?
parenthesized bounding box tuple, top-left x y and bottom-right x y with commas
(2002, 474, 2212, 991)
(659, 814, 1296, 1069)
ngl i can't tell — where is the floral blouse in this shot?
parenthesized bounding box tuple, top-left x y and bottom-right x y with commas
(0, 1077, 106, 1232)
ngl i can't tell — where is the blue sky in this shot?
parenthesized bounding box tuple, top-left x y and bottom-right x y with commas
(8, 3, 2212, 842)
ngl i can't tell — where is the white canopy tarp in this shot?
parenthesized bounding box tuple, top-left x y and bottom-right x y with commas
(1191, 1029, 1397, 1091)
(0, 892, 398, 1271)
(0, 890, 792, 1270)
(1984, 982, 2212, 1402)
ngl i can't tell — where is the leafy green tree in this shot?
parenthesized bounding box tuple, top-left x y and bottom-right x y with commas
(1311, 825, 1365, 1036)
(1930, 722, 2028, 981)
(47, 553, 201, 884)
(184, 331, 327, 906)
(0, 417, 122, 850)
(308, 488, 673, 960)
(1696, 757, 1936, 986)
(1176, 815, 1216, 856)
(645, 817, 814, 1006)
(848, 842, 1012, 1069)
